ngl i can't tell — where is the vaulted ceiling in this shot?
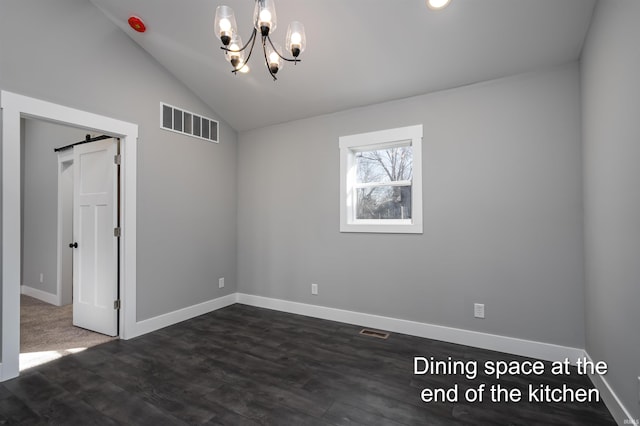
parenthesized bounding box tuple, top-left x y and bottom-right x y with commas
(90, 0, 596, 131)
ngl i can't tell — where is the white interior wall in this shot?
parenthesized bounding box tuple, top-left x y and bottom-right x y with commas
(581, 0, 640, 421)
(21, 119, 86, 301)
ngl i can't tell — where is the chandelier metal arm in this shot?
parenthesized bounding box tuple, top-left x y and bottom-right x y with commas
(238, 33, 258, 74)
(262, 36, 278, 81)
(231, 28, 256, 74)
(220, 27, 258, 54)
(219, 28, 259, 75)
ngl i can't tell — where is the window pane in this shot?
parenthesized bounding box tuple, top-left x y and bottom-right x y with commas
(356, 185, 412, 219)
(356, 146, 412, 183)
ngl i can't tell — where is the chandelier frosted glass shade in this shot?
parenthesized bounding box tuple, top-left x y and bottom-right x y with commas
(214, 0, 306, 80)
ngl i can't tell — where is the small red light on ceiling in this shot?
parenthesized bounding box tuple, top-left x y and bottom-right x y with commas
(128, 16, 146, 33)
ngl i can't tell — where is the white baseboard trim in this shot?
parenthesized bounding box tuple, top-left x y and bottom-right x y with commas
(236, 293, 584, 364)
(131, 293, 237, 338)
(584, 351, 636, 426)
(21, 285, 59, 306)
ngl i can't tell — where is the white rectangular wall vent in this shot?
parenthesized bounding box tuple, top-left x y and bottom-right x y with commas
(160, 102, 219, 143)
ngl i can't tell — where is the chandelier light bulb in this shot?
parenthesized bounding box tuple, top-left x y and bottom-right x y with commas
(237, 62, 250, 73)
(290, 32, 301, 45)
(259, 10, 272, 24)
(427, 0, 452, 11)
(219, 18, 231, 32)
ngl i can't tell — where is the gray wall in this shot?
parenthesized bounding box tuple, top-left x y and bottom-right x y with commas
(0, 0, 238, 322)
(581, 0, 640, 420)
(238, 63, 586, 348)
(21, 119, 86, 296)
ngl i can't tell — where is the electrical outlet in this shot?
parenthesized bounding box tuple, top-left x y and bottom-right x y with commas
(39, 273, 43, 283)
(474, 303, 485, 319)
(311, 283, 318, 295)
(218, 277, 224, 288)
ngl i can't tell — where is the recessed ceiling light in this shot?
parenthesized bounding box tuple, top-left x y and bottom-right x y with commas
(427, 0, 452, 11)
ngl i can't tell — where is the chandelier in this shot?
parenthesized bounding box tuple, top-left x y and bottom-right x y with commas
(214, 0, 306, 80)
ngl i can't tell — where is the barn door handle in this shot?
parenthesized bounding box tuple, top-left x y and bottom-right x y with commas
(69, 242, 78, 248)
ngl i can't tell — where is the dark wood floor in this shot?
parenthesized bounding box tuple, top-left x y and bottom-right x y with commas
(1, 304, 616, 425)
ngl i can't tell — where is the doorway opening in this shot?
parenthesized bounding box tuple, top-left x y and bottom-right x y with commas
(19, 295, 117, 371)
(19, 120, 121, 371)
(1, 91, 139, 381)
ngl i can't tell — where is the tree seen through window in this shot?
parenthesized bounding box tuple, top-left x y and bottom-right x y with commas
(355, 145, 413, 219)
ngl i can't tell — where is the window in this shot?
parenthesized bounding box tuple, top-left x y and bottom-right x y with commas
(339, 124, 423, 233)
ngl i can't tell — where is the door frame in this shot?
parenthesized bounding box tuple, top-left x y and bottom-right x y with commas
(1, 91, 138, 381)
(57, 149, 74, 307)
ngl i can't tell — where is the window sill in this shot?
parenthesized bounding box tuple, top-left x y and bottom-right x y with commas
(340, 222, 423, 234)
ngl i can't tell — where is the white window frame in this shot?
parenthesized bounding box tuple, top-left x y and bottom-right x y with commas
(339, 124, 423, 233)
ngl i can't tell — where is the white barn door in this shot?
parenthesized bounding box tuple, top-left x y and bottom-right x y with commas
(72, 138, 118, 336)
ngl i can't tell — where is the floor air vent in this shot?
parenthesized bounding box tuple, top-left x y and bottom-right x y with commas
(161, 102, 219, 143)
(359, 329, 390, 339)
